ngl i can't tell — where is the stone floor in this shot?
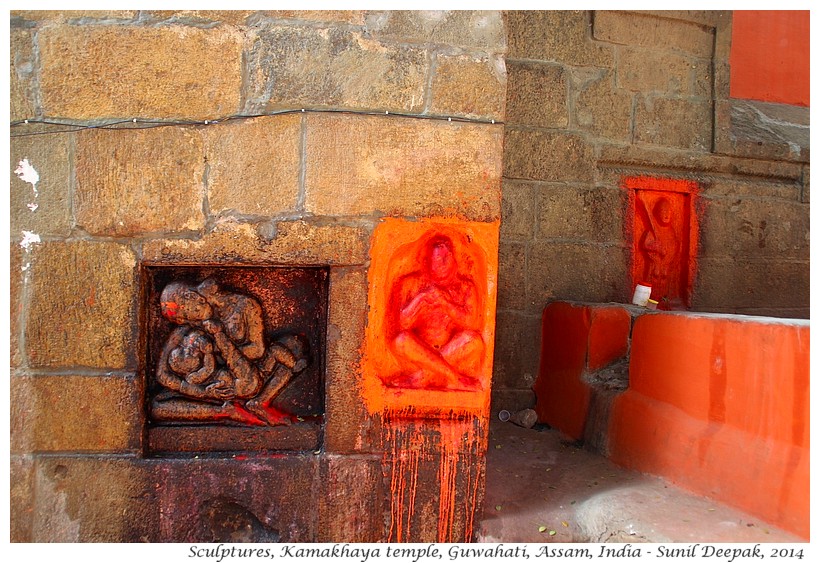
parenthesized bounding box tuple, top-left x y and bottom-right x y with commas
(477, 420, 804, 543)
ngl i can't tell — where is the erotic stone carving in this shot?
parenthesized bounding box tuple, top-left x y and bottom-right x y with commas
(384, 234, 485, 391)
(151, 279, 308, 426)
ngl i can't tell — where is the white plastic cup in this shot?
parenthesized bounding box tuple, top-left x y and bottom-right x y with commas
(631, 284, 652, 306)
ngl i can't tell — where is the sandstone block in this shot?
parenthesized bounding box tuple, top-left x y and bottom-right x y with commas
(492, 311, 542, 390)
(594, 11, 714, 57)
(506, 11, 612, 67)
(11, 132, 73, 238)
(10, 28, 36, 121)
(537, 186, 624, 242)
(142, 220, 370, 266)
(12, 10, 137, 21)
(204, 115, 302, 217)
(145, 10, 256, 25)
(802, 167, 809, 204)
(617, 47, 710, 97)
(11, 455, 34, 542)
(506, 61, 567, 128)
(702, 178, 800, 201)
(366, 10, 505, 51)
(694, 259, 809, 310)
(249, 26, 427, 113)
(39, 25, 243, 119)
(528, 242, 629, 304)
(504, 128, 594, 183)
(25, 375, 140, 452)
(10, 245, 23, 368)
(430, 53, 506, 121)
(305, 114, 502, 221)
(319, 455, 386, 542)
(10, 375, 35, 453)
(259, 10, 366, 24)
(634, 97, 712, 151)
(500, 180, 537, 240)
(497, 242, 528, 311)
(75, 126, 205, 236)
(573, 69, 633, 141)
(33, 457, 156, 542)
(700, 198, 809, 260)
(25, 241, 137, 369)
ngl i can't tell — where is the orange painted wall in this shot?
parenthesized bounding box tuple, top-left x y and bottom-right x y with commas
(608, 313, 810, 538)
(730, 11, 810, 107)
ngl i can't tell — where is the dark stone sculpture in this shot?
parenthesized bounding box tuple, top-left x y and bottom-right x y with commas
(150, 278, 308, 426)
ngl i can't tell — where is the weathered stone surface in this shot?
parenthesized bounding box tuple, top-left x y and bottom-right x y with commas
(155, 456, 319, 542)
(75, 127, 205, 236)
(24, 375, 140, 452)
(319, 455, 386, 542)
(501, 180, 537, 240)
(573, 68, 632, 141)
(722, 100, 810, 163)
(33, 457, 157, 542)
(143, 220, 370, 266)
(12, 10, 137, 21)
(528, 242, 629, 304)
(10, 132, 73, 238)
(204, 115, 302, 217)
(594, 11, 714, 57)
(366, 10, 505, 51)
(634, 97, 712, 151)
(638, 10, 730, 28)
(802, 167, 809, 204)
(506, 61, 567, 128)
(10, 376, 35, 453)
(145, 10, 256, 25)
(617, 47, 710, 97)
(701, 178, 801, 201)
(694, 259, 809, 310)
(700, 198, 810, 259)
(497, 243, 528, 311)
(324, 267, 376, 453)
(11, 455, 34, 542)
(537, 186, 624, 242)
(10, 28, 36, 121)
(430, 53, 506, 121)
(305, 114, 502, 220)
(490, 389, 537, 415)
(506, 10, 612, 67)
(10, 246, 24, 368)
(39, 25, 243, 119)
(259, 10, 366, 24)
(249, 26, 427, 113)
(492, 311, 542, 390)
(25, 241, 137, 369)
(504, 128, 595, 183)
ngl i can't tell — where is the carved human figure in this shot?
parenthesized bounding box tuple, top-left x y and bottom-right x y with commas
(639, 197, 680, 300)
(151, 280, 308, 426)
(386, 234, 485, 391)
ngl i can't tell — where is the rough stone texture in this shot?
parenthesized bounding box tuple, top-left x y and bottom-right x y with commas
(25, 241, 137, 369)
(75, 127, 205, 236)
(25, 375, 141, 452)
(802, 167, 810, 204)
(204, 115, 302, 217)
(504, 128, 595, 182)
(10, 246, 24, 368)
(573, 68, 633, 141)
(700, 198, 810, 260)
(489, 389, 536, 415)
(617, 47, 711, 97)
(492, 312, 541, 391)
(38, 25, 243, 119)
(259, 10, 366, 25)
(718, 100, 810, 163)
(145, 10, 256, 25)
(497, 243, 528, 311)
(305, 114, 502, 220)
(634, 97, 712, 151)
(12, 10, 137, 21)
(156, 456, 319, 542)
(32, 457, 157, 542)
(505, 61, 567, 128)
(142, 220, 369, 266)
(10, 132, 73, 239)
(702, 178, 801, 201)
(429, 53, 506, 121)
(506, 10, 612, 67)
(249, 26, 427, 113)
(694, 259, 809, 311)
(366, 10, 505, 51)
(528, 243, 629, 305)
(500, 180, 536, 240)
(11, 455, 34, 542)
(324, 267, 375, 454)
(318, 455, 386, 542)
(10, 376, 34, 453)
(10, 28, 36, 122)
(594, 11, 714, 57)
(537, 186, 624, 242)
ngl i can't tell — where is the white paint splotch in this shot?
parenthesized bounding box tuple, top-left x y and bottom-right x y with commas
(15, 158, 40, 194)
(20, 230, 41, 250)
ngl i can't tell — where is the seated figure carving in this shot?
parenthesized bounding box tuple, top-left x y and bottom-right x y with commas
(385, 234, 484, 391)
(151, 279, 308, 426)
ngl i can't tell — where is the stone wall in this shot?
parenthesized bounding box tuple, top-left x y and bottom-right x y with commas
(494, 11, 810, 411)
(10, 10, 505, 542)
